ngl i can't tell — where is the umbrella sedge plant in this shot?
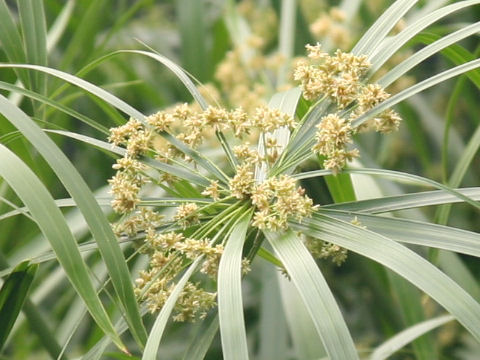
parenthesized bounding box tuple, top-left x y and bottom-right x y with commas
(0, 0, 480, 359)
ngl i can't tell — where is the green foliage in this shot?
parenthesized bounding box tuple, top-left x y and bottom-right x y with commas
(0, 1, 479, 359)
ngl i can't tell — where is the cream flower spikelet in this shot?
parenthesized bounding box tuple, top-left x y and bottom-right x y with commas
(174, 203, 200, 228)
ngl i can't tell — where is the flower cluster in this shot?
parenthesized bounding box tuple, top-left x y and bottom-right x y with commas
(294, 44, 370, 106)
(304, 217, 364, 265)
(108, 101, 301, 319)
(108, 118, 151, 213)
(305, 238, 348, 266)
(310, 7, 351, 49)
(219, 159, 316, 230)
(134, 230, 223, 320)
(313, 113, 359, 174)
(294, 43, 402, 173)
(250, 175, 317, 231)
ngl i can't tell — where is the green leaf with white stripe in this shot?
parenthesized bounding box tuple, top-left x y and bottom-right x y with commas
(370, 315, 454, 360)
(218, 214, 252, 360)
(352, 59, 480, 128)
(265, 230, 359, 360)
(294, 214, 480, 342)
(142, 259, 201, 360)
(325, 187, 480, 213)
(0, 95, 146, 348)
(0, 144, 125, 351)
(320, 209, 480, 259)
(369, 1, 480, 73)
(352, 0, 418, 57)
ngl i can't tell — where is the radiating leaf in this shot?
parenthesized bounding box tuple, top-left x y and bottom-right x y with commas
(320, 209, 480, 258)
(325, 187, 480, 213)
(379, 22, 480, 88)
(352, 0, 418, 57)
(218, 214, 252, 360)
(370, 1, 480, 73)
(0, 95, 146, 349)
(265, 230, 359, 360)
(370, 315, 454, 360)
(294, 214, 480, 342)
(0, 144, 124, 351)
(142, 259, 201, 360)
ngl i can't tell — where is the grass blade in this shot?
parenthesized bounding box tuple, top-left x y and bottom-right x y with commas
(277, 271, 326, 359)
(0, 144, 124, 351)
(370, 1, 480, 72)
(0, 81, 109, 134)
(0, 0, 28, 86)
(182, 314, 219, 360)
(352, 0, 418, 57)
(0, 95, 146, 349)
(437, 123, 480, 224)
(325, 187, 480, 213)
(353, 59, 480, 128)
(370, 315, 454, 360)
(46, 129, 210, 186)
(258, 261, 289, 360)
(46, 0, 75, 52)
(218, 214, 252, 360)
(320, 209, 480, 258)
(295, 214, 480, 342)
(142, 259, 201, 360)
(177, 0, 209, 81)
(379, 22, 480, 88)
(265, 230, 359, 360)
(118, 50, 208, 110)
(295, 168, 480, 212)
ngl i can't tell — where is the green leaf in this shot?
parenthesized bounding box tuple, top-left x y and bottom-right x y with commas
(265, 230, 359, 360)
(324, 171, 356, 203)
(46, 129, 210, 186)
(379, 23, 480, 88)
(0, 80, 109, 134)
(295, 168, 480, 212)
(386, 273, 437, 360)
(277, 0, 296, 84)
(370, 1, 480, 73)
(259, 87, 302, 181)
(117, 50, 208, 110)
(277, 273, 326, 359)
(295, 214, 480, 342)
(17, 0, 48, 94)
(0, 0, 28, 86)
(320, 209, 480, 258)
(348, 159, 436, 360)
(353, 59, 480, 128)
(258, 260, 289, 360)
(177, 0, 209, 81)
(0, 95, 145, 349)
(325, 187, 480, 213)
(142, 259, 201, 360)
(0, 144, 124, 351)
(352, 0, 418, 57)
(182, 314, 219, 360)
(160, 131, 230, 185)
(46, 0, 75, 52)
(437, 121, 480, 225)
(218, 213, 252, 360)
(0, 261, 37, 350)
(370, 315, 454, 360)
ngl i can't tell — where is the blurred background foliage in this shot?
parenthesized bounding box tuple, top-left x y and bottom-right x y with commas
(0, 0, 479, 359)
